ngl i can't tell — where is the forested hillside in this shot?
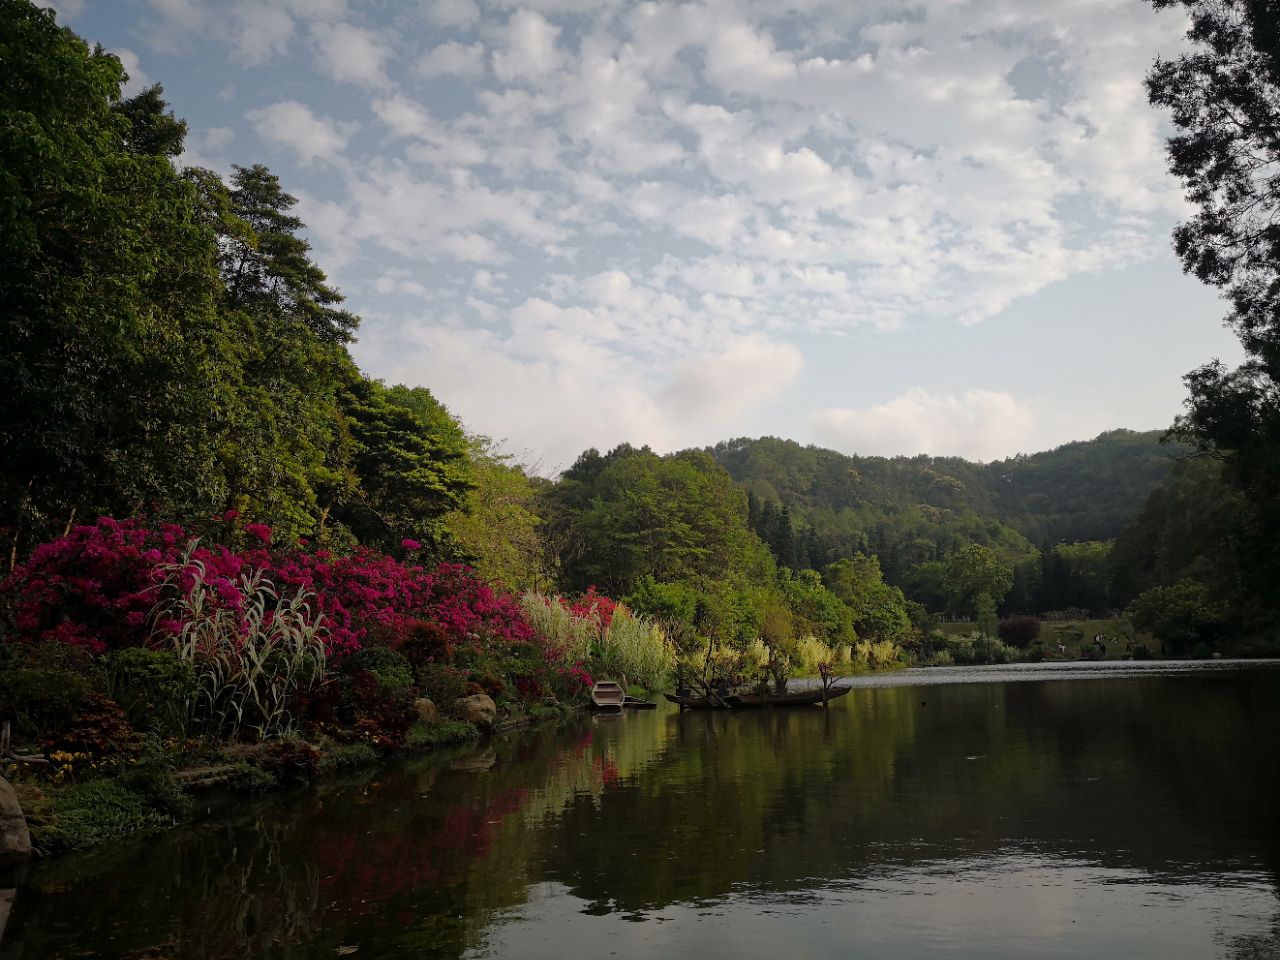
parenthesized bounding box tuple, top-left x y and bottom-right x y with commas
(709, 431, 1182, 590)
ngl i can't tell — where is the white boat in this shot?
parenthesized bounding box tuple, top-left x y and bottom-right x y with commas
(590, 680, 626, 711)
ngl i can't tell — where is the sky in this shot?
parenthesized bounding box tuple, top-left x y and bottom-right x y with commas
(53, 0, 1244, 469)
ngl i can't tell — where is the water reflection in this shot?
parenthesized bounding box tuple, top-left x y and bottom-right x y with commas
(3, 663, 1279, 959)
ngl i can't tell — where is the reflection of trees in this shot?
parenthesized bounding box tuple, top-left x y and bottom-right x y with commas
(537, 674, 1280, 912)
(5, 673, 1280, 958)
(2, 718, 675, 960)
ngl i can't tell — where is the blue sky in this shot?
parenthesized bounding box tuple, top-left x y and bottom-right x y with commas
(54, 0, 1242, 468)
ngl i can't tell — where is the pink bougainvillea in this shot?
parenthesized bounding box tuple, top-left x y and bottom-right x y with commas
(2, 517, 538, 663)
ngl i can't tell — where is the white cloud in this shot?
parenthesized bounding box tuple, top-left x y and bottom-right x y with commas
(312, 21, 392, 89)
(415, 40, 485, 79)
(491, 10, 563, 82)
(246, 101, 357, 165)
(114, 48, 150, 97)
(662, 335, 803, 427)
(124, 0, 1210, 462)
(44, 0, 86, 19)
(421, 0, 480, 28)
(812, 389, 1039, 461)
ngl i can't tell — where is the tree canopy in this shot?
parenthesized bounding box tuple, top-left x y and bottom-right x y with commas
(1146, 0, 1280, 625)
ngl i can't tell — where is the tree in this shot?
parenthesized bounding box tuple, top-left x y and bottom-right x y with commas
(220, 164, 358, 345)
(444, 437, 552, 591)
(546, 445, 771, 595)
(0, 3, 231, 561)
(822, 555, 910, 643)
(1147, 0, 1280, 614)
(779, 568, 853, 645)
(1127, 579, 1227, 656)
(335, 379, 472, 554)
(942, 544, 1013, 615)
(974, 593, 999, 661)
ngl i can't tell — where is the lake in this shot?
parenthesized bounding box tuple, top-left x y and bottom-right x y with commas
(3, 661, 1279, 959)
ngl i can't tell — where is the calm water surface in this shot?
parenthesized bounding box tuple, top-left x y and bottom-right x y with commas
(3, 661, 1279, 959)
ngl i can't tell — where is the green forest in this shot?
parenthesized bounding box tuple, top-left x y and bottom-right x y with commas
(3, 0, 1279, 678)
(1, 0, 1280, 851)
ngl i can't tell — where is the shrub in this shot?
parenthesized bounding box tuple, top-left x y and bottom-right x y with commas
(0, 644, 95, 743)
(315, 741, 379, 776)
(336, 671, 414, 752)
(346, 646, 414, 698)
(998, 617, 1042, 649)
(2, 517, 184, 653)
(122, 737, 192, 820)
(259, 737, 322, 783)
(48, 780, 174, 849)
(796, 635, 836, 674)
(857, 638, 901, 668)
(405, 718, 480, 750)
(44, 693, 142, 781)
(107, 647, 196, 738)
(413, 660, 469, 707)
(520, 592, 600, 665)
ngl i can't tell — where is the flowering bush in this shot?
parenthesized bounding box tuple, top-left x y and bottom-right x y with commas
(2, 517, 580, 722)
(3, 519, 539, 658)
(43, 693, 142, 781)
(3, 517, 201, 653)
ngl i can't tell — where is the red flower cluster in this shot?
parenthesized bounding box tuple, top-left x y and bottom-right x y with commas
(2, 517, 537, 664)
(568, 585, 617, 630)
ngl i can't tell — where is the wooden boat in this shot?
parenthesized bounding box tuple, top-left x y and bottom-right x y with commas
(726, 685, 853, 708)
(665, 685, 852, 709)
(664, 690, 732, 710)
(623, 696, 657, 710)
(591, 680, 625, 711)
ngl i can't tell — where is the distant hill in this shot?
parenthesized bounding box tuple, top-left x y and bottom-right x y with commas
(982, 430, 1190, 544)
(706, 430, 1186, 582)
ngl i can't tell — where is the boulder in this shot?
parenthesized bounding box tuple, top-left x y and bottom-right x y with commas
(453, 694, 496, 729)
(0, 779, 31, 868)
(414, 698, 440, 725)
(0, 887, 14, 947)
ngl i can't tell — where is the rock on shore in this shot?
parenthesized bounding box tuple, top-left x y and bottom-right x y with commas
(0, 779, 31, 867)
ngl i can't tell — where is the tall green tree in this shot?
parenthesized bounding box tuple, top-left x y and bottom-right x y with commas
(183, 164, 353, 538)
(941, 544, 1013, 615)
(822, 555, 911, 643)
(1147, 0, 1280, 615)
(444, 437, 551, 591)
(0, 3, 230, 562)
(333, 380, 471, 553)
(547, 445, 770, 595)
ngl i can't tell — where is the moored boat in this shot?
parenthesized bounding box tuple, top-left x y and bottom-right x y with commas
(591, 680, 626, 711)
(664, 685, 851, 709)
(725, 685, 852, 708)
